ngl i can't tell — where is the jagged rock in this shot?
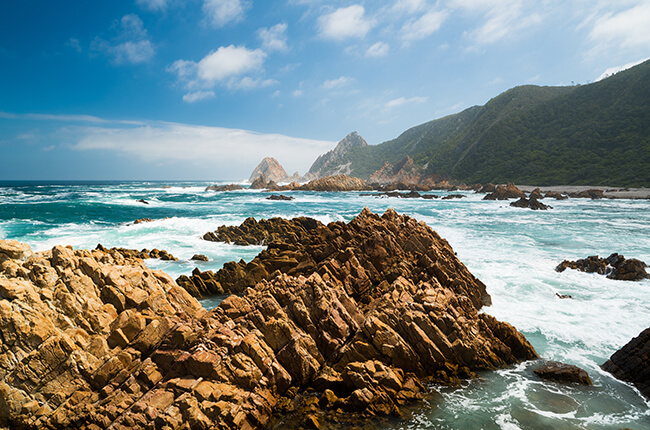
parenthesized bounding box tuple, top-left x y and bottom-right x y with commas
(134, 218, 154, 224)
(266, 194, 294, 201)
(509, 197, 552, 210)
(307, 132, 368, 179)
(95, 244, 178, 262)
(442, 194, 466, 200)
(300, 175, 371, 192)
(250, 174, 280, 190)
(529, 188, 544, 200)
(0, 210, 539, 429)
(205, 184, 244, 192)
(483, 183, 527, 200)
(602, 327, 650, 399)
(369, 157, 422, 185)
(556, 253, 649, 281)
(478, 183, 496, 193)
(249, 157, 292, 183)
(544, 191, 568, 200)
(568, 189, 605, 199)
(191, 254, 209, 262)
(534, 361, 593, 385)
(137, 199, 149, 204)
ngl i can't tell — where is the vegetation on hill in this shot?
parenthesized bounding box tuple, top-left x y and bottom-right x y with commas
(335, 59, 650, 187)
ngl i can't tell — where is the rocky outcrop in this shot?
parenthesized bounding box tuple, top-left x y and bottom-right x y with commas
(602, 327, 650, 399)
(478, 183, 496, 193)
(0, 210, 539, 429)
(483, 183, 527, 200)
(307, 132, 368, 179)
(556, 253, 649, 281)
(529, 188, 543, 200)
(300, 175, 371, 192)
(544, 191, 568, 200)
(533, 361, 593, 385)
(250, 174, 280, 190)
(442, 194, 466, 200)
(204, 184, 244, 192)
(509, 197, 552, 210)
(361, 191, 439, 200)
(249, 157, 293, 183)
(368, 157, 422, 185)
(266, 194, 294, 201)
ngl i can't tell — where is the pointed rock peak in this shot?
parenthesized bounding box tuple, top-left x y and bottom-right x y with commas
(249, 157, 290, 183)
(335, 131, 368, 153)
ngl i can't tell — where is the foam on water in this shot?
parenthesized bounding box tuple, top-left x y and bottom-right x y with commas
(1, 181, 649, 428)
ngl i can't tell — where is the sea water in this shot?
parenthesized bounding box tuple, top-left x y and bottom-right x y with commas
(1, 180, 648, 429)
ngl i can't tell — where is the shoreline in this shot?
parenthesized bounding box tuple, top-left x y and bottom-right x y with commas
(516, 185, 650, 200)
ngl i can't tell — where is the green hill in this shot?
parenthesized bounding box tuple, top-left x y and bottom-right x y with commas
(334, 59, 650, 187)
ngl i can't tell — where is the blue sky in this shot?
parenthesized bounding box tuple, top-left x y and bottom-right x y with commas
(1, 0, 649, 180)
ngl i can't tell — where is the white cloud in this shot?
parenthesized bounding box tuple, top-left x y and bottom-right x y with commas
(449, 0, 542, 46)
(66, 38, 82, 53)
(229, 77, 279, 90)
(366, 42, 390, 58)
(203, 0, 250, 28)
(392, 0, 427, 14)
(384, 96, 427, 109)
(182, 90, 216, 103)
(258, 23, 289, 52)
(92, 14, 155, 64)
(588, 2, 650, 55)
(68, 121, 335, 176)
(596, 57, 649, 81)
(293, 89, 304, 97)
(318, 5, 375, 40)
(197, 45, 266, 83)
(401, 10, 448, 43)
(322, 76, 353, 89)
(136, 0, 169, 12)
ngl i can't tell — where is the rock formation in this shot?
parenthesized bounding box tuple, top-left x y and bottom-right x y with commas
(568, 189, 605, 199)
(368, 157, 422, 185)
(533, 361, 593, 385)
(544, 191, 568, 200)
(0, 210, 539, 429)
(483, 183, 527, 200)
(509, 197, 552, 210)
(529, 188, 544, 200)
(360, 191, 438, 200)
(556, 253, 649, 281)
(307, 132, 368, 179)
(205, 184, 244, 192)
(299, 175, 371, 192)
(266, 194, 294, 201)
(249, 157, 293, 183)
(602, 327, 650, 399)
(249, 174, 280, 190)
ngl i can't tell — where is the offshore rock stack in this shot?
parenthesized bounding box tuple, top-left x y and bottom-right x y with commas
(0, 209, 538, 429)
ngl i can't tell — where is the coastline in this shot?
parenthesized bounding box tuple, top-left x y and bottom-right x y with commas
(516, 185, 650, 199)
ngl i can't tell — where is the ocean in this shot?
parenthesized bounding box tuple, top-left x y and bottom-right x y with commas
(1, 180, 648, 429)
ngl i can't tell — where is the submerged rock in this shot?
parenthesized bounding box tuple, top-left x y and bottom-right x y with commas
(266, 194, 294, 201)
(442, 194, 466, 200)
(483, 183, 527, 200)
(556, 253, 649, 281)
(204, 184, 244, 192)
(602, 327, 650, 399)
(0, 210, 539, 429)
(534, 361, 593, 385)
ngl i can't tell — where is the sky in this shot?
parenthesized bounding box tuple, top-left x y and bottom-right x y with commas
(1, 0, 649, 180)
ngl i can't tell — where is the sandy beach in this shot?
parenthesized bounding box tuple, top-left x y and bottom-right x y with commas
(517, 185, 650, 199)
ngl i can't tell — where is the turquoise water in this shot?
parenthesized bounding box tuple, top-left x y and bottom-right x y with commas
(1, 180, 649, 429)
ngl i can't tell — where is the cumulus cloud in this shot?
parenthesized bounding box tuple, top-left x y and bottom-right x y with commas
(384, 96, 427, 109)
(401, 10, 448, 43)
(92, 14, 155, 64)
(322, 76, 353, 89)
(258, 23, 289, 52)
(588, 2, 650, 55)
(169, 45, 267, 93)
(203, 0, 250, 28)
(68, 121, 334, 175)
(318, 5, 375, 40)
(182, 90, 216, 103)
(366, 42, 389, 58)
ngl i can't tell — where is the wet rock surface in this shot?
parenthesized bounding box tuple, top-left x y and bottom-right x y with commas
(533, 361, 593, 385)
(509, 197, 552, 210)
(602, 327, 650, 399)
(556, 253, 649, 281)
(204, 184, 244, 192)
(266, 194, 294, 201)
(0, 209, 539, 429)
(483, 183, 527, 200)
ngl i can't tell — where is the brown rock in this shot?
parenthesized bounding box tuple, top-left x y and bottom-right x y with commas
(509, 197, 552, 210)
(556, 253, 649, 281)
(534, 361, 593, 385)
(602, 327, 650, 399)
(483, 183, 527, 200)
(300, 175, 371, 192)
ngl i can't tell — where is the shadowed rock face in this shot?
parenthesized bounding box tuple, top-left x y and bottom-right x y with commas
(0, 209, 538, 429)
(556, 253, 649, 281)
(483, 183, 527, 200)
(602, 327, 650, 399)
